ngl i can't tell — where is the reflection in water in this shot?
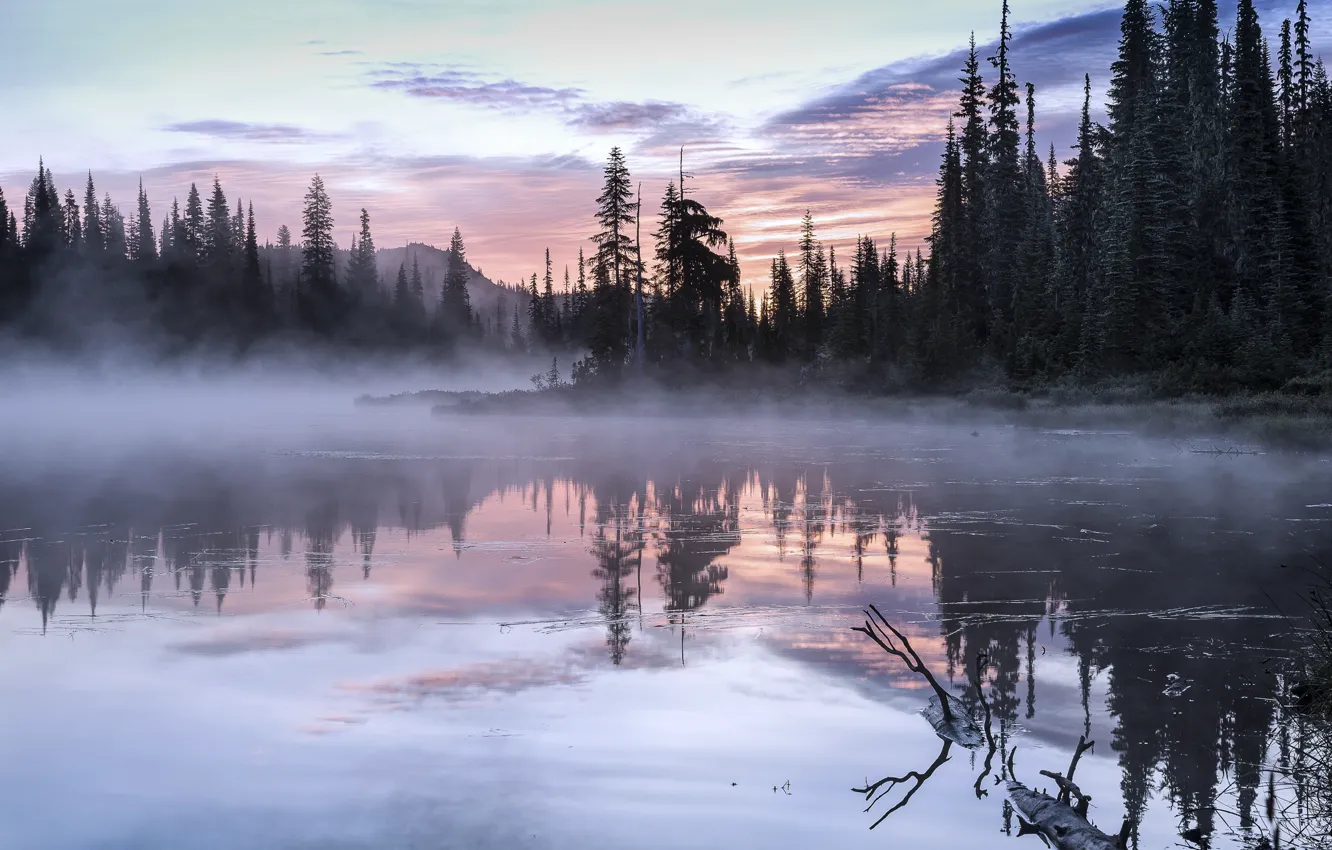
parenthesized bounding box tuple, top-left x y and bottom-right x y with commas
(0, 428, 1328, 847)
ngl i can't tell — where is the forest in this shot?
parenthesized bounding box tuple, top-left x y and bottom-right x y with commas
(0, 0, 1329, 396)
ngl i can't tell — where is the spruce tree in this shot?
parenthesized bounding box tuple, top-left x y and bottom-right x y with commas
(984, 0, 1025, 361)
(63, 190, 81, 251)
(133, 180, 156, 263)
(586, 147, 636, 373)
(510, 304, 526, 353)
(956, 34, 989, 344)
(82, 173, 103, 254)
(203, 177, 233, 265)
(409, 253, 425, 334)
(768, 251, 798, 362)
(101, 194, 126, 260)
(346, 208, 378, 304)
(299, 174, 338, 333)
(241, 202, 266, 331)
(182, 184, 204, 264)
(798, 211, 825, 359)
(440, 227, 473, 339)
(392, 261, 410, 338)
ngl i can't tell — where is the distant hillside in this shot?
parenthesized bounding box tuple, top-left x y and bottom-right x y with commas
(372, 243, 525, 320)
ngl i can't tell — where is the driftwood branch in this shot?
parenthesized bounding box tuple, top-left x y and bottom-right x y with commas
(1028, 736, 1096, 819)
(1039, 770, 1091, 818)
(854, 738, 953, 829)
(853, 604, 954, 721)
(973, 650, 999, 799)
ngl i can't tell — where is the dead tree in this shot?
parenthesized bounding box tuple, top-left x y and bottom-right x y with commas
(1008, 736, 1132, 850)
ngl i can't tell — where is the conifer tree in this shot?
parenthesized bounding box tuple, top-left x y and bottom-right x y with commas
(159, 213, 171, 260)
(585, 147, 636, 373)
(956, 34, 989, 343)
(133, 180, 156, 263)
(392, 261, 410, 338)
(241, 202, 266, 330)
(346, 208, 378, 304)
(63, 190, 81, 251)
(299, 174, 338, 333)
(409, 253, 425, 332)
(204, 176, 233, 264)
(510, 304, 526, 353)
(82, 173, 103, 254)
(182, 184, 204, 264)
(768, 251, 798, 362)
(984, 0, 1025, 360)
(798, 211, 825, 358)
(440, 227, 473, 339)
(101, 194, 126, 260)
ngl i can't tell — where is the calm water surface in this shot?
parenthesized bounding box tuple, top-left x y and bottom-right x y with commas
(1, 409, 1328, 849)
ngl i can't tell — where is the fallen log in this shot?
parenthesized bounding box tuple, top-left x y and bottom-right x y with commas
(1007, 781, 1127, 850)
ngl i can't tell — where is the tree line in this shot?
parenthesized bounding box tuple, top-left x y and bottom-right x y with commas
(0, 169, 489, 354)
(1, 0, 1328, 394)
(544, 0, 1331, 392)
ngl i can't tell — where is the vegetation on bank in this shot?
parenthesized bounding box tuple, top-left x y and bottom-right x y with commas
(2, 0, 1330, 399)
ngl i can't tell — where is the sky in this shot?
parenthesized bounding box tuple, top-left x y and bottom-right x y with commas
(2, 0, 1327, 286)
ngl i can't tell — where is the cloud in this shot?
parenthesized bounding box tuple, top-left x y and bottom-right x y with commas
(369, 65, 719, 144)
(317, 49, 363, 57)
(170, 628, 346, 657)
(163, 120, 329, 144)
(567, 100, 691, 130)
(370, 66, 583, 110)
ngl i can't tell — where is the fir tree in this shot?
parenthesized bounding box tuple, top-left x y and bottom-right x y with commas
(241, 202, 266, 330)
(585, 147, 636, 373)
(204, 176, 233, 264)
(63, 190, 81, 251)
(182, 184, 204, 264)
(299, 174, 338, 333)
(956, 34, 989, 343)
(82, 173, 103, 254)
(440, 227, 473, 339)
(133, 180, 156, 263)
(798, 211, 825, 358)
(346, 208, 378, 303)
(984, 0, 1025, 360)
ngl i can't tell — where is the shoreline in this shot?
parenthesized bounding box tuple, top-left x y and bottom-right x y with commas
(355, 384, 1332, 451)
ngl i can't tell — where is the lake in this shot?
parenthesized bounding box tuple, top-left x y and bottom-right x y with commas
(0, 401, 1327, 849)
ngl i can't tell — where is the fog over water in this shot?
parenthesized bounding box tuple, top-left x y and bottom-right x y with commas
(0, 365, 1328, 849)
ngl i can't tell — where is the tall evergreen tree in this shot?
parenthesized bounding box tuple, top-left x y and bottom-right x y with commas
(440, 227, 473, 339)
(133, 180, 156, 263)
(984, 0, 1025, 360)
(182, 184, 204, 264)
(956, 34, 990, 344)
(585, 147, 636, 374)
(798, 211, 825, 358)
(346, 208, 378, 303)
(241, 202, 266, 330)
(82, 173, 103, 254)
(62, 190, 81, 251)
(298, 174, 338, 333)
(203, 176, 233, 265)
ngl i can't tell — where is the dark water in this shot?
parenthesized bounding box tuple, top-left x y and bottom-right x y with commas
(1, 409, 1328, 849)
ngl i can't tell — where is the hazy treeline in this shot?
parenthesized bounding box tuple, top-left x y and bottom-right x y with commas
(543, 0, 1332, 392)
(1, 0, 1328, 394)
(0, 169, 511, 355)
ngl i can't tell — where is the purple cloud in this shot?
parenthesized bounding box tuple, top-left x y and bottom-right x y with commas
(163, 120, 328, 143)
